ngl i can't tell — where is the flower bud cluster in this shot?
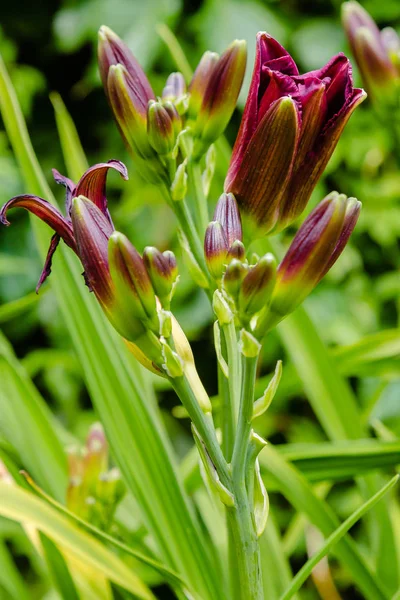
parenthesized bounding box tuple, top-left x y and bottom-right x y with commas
(66, 424, 125, 530)
(206, 192, 361, 335)
(98, 26, 246, 189)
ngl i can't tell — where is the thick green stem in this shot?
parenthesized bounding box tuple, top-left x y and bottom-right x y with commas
(187, 159, 209, 236)
(222, 321, 241, 434)
(226, 489, 263, 600)
(171, 374, 230, 488)
(227, 352, 263, 600)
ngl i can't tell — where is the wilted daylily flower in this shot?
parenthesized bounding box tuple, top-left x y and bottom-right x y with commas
(255, 192, 361, 336)
(342, 1, 400, 111)
(0, 161, 163, 367)
(225, 33, 366, 234)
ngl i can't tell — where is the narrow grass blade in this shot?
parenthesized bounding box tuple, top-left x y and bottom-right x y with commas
(261, 445, 390, 600)
(279, 475, 399, 600)
(0, 539, 30, 600)
(0, 291, 40, 324)
(24, 471, 195, 597)
(0, 483, 154, 600)
(271, 439, 400, 483)
(49, 92, 88, 180)
(0, 331, 67, 500)
(40, 533, 81, 600)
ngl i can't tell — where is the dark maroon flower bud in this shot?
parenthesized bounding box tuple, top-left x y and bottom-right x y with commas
(255, 192, 361, 335)
(213, 192, 242, 247)
(204, 221, 229, 281)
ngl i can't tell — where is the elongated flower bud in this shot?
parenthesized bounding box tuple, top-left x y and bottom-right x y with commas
(204, 221, 229, 280)
(213, 192, 242, 247)
(108, 232, 158, 328)
(191, 41, 247, 156)
(188, 51, 219, 118)
(342, 2, 399, 110)
(239, 253, 276, 319)
(147, 100, 178, 155)
(107, 64, 154, 159)
(83, 423, 108, 493)
(143, 246, 178, 308)
(256, 193, 361, 336)
(98, 26, 154, 103)
(162, 72, 186, 102)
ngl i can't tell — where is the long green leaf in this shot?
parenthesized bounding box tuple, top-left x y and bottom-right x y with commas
(279, 475, 399, 600)
(0, 483, 154, 600)
(261, 445, 390, 600)
(0, 331, 67, 500)
(0, 539, 30, 600)
(270, 439, 400, 484)
(0, 53, 221, 599)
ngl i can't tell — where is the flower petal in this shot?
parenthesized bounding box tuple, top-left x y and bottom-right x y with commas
(226, 96, 300, 233)
(74, 160, 128, 225)
(70, 195, 114, 306)
(36, 233, 61, 292)
(0, 194, 76, 250)
(52, 168, 75, 215)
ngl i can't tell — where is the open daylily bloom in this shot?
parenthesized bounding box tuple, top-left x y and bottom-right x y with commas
(1, 160, 126, 291)
(225, 33, 366, 234)
(0, 161, 165, 368)
(255, 192, 361, 336)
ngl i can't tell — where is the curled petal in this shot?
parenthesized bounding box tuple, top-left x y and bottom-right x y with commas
(0, 194, 76, 250)
(70, 195, 114, 306)
(36, 233, 61, 292)
(52, 169, 75, 215)
(75, 160, 128, 225)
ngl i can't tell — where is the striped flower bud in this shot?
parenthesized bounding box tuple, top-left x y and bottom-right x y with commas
(238, 253, 276, 320)
(147, 100, 180, 155)
(188, 51, 219, 119)
(213, 192, 242, 247)
(256, 193, 361, 336)
(162, 72, 186, 102)
(204, 221, 229, 281)
(190, 41, 247, 156)
(143, 246, 179, 308)
(108, 232, 158, 328)
(342, 2, 400, 112)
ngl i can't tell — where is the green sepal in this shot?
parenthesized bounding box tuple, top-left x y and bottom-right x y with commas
(239, 329, 261, 358)
(253, 458, 269, 537)
(192, 425, 234, 507)
(213, 290, 233, 325)
(213, 320, 229, 377)
(252, 360, 282, 419)
(161, 339, 184, 378)
(171, 159, 188, 201)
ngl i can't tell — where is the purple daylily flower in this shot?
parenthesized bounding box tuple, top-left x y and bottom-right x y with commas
(225, 32, 366, 234)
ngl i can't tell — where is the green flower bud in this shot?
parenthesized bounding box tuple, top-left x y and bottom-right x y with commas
(147, 100, 180, 155)
(239, 253, 277, 319)
(143, 246, 178, 308)
(223, 258, 248, 301)
(108, 232, 158, 332)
